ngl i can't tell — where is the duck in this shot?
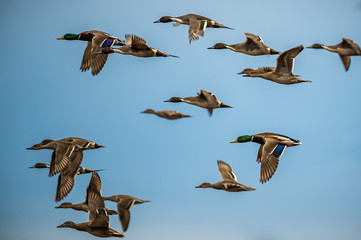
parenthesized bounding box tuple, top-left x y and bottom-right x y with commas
(196, 160, 255, 192)
(307, 37, 361, 71)
(27, 137, 105, 202)
(230, 132, 301, 183)
(55, 202, 118, 215)
(238, 46, 310, 84)
(141, 109, 191, 120)
(100, 34, 178, 58)
(57, 221, 124, 238)
(154, 13, 233, 43)
(57, 30, 125, 75)
(57, 172, 125, 238)
(27, 137, 105, 177)
(29, 162, 104, 175)
(164, 89, 232, 116)
(27, 139, 81, 177)
(208, 33, 280, 56)
(103, 195, 150, 232)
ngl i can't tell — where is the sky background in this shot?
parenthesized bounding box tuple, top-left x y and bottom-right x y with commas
(1, 0, 361, 239)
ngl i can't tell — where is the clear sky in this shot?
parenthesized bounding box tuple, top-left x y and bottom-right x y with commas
(1, 0, 361, 239)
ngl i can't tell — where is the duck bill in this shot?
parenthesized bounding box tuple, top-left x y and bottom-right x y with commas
(153, 20, 161, 23)
(195, 185, 202, 188)
(207, 46, 215, 49)
(57, 224, 65, 228)
(230, 139, 238, 143)
(291, 141, 302, 146)
(57, 36, 65, 40)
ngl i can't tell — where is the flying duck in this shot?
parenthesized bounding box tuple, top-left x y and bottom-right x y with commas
(230, 133, 301, 183)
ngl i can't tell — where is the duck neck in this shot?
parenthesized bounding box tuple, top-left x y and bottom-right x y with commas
(251, 135, 265, 144)
(78, 33, 94, 41)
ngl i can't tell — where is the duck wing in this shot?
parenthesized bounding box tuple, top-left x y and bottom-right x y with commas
(275, 45, 303, 74)
(198, 89, 218, 106)
(340, 38, 361, 53)
(217, 160, 237, 182)
(55, 150, 83, 202)
(125, 35, 151, 50)
(339, 55, 351, 71)
(79, 34, 111, 76)
(257, 139, 286, 183)
(188, 19, 207, 43)
(86, 172, 109, 228)
(243, 33, 265, 51)
(117, 199, 135, 232)
(49, 142, 76, 176)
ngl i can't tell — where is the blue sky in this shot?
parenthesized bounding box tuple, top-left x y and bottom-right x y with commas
(1, 0, 361, 239)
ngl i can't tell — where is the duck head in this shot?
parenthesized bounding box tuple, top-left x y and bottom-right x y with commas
(26, 139, 54, 150)
(307, 43, 324, 49)
(230, 135, 253, 143)
(57, 34, 79, 40)
(208, 43, 227, 49)
(195, 183, 212, 188)
(55, 202, 73, 209)
(238, 68, 254, 75)
(141, 109, 156, 114)
(29, 163, 49, 169)
(57, 221, 77, 229)
(164, 97, 182, 102)
(154, 16, 172, 23)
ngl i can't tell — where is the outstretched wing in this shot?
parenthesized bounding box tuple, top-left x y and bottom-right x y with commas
(217, 160, 237, 182)
(49, 142, 75, 176)
(86, 172, 109, 228)
(125, 35, 150, 50)
(275, 46, 303, 74)
(55, 150, 84, 202)
(258, 140, 286, 183)
(188, 19, 207, 43)
(117, 199, 135, 232)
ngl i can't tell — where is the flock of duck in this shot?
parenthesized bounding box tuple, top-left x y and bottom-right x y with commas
(27, 13, 360, 238)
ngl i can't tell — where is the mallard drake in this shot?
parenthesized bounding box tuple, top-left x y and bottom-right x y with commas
(57, 30, 125, 75)
(103, 195, 150, 232)
(141, 109, 191, 120)
(307, 38, 361, 71)
(230, 133, 301, 183)
(55, 202, 118, 215)
(208, 33, 280, 56)
(238, 46, 310, 84)
(196, 160, 255, 192)
(164, 89, 232, 116)
(154, 14, 233, 43)
(29, 162, 104, 175)
(57, 172, 125, 238)
(100, 35, 178, 58)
